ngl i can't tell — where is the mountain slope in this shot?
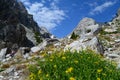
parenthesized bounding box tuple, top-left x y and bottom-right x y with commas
(0, 0, 52, 50)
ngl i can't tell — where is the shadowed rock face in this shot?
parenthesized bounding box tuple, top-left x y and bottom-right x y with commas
(0, 23, 35, 49)
(0, 0, 39, 32)
(0, 0, 52, 50)
(0, 0, 38, 49)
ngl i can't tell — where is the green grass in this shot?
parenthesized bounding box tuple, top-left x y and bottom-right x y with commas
(28, 50, 120, 80)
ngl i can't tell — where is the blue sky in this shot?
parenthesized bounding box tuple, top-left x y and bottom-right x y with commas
(19, 0, 120, 38)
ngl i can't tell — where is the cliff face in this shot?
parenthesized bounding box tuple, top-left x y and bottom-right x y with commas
(0, 0, 52, 49)
(98, 8, 120, 56)
(0, 0, 39, 32)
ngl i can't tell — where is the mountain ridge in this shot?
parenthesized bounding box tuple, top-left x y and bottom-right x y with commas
(0, 0, 53, 50)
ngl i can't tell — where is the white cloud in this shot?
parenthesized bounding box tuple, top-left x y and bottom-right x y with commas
(88, 2, 98, 7)
(89, 1, 116, 15)
(19, 0, 66, 31)
(19, 0, 31, 6)
(41, 0, 45, 3)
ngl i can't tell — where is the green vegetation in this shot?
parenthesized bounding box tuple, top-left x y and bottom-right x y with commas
(99, 29, 107, 35)
(34, 32, 43, 44)
(99, 28, 118, 35)
(116, 19, 120, 26)
(28, 50, 120, 80)
(86, 29, 91, 33)
(70, 32, 79, 40)
(0, 68, 4, 72)
(116, 27, 120, 33)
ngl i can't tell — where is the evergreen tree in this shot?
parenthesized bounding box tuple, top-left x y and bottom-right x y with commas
(70, 32, 78, 40)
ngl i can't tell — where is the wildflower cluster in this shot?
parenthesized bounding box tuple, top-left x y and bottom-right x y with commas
(28, 50, 120, 80)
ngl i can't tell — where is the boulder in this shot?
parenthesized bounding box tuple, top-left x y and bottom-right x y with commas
(0, 48, 7, 61)
(2, 66, 16, 76)
(31, 46, 41, 53)
(64, 35, 104, 54)
(31, 41, 47, 53)
(104, 29, 117, 33)
(14, 47, 30, 59)
(46, 38, 59, 45)
(107, 54, 120, 59)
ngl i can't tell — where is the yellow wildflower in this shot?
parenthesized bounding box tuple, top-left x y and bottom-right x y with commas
(62, 56, 66, 60)
(80, 56, 83, 58)
(41, 53, 46, 57)
(53, 65, 57, 68)
(69, 77, 75, 80)
(102, 73, 106, 76)
(66, 67, 73, 73)
(29, 73, 36, 80)
(97, 69, 102, 73)
(97, 77, 101, 80)
(50, 59, 53, 62)
(94, 62, 99, 64)
(109, 70, 112, 72)
(65, 70, 69, 73)
(50, 56, 54, 59)
(38, 70, 42, 74)
(88, 57, 90, 59)
(46, 74, 49, 77)
(74, 60, 78, 64)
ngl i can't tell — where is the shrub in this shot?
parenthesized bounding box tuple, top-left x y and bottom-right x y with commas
(0, 68, 4, 72)
(28, 50, 120, 80)
(86, 29, 91, 33)
(1, 64, 10, 69)
(70, 32, 79, 40)
(34, 32, 43, 44)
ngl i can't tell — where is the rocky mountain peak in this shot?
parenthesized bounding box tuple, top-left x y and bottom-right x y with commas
(71, 17, 101, 37)
(78, 17, 95, 26)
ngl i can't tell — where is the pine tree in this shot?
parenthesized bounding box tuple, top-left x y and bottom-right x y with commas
(70, 32, 78, 40)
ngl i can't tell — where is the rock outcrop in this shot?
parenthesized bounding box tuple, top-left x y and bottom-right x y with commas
(39, 27, 53, 39)
(0, 0, 52, 50)
(0, 48, 7, 61)
(65, 35, 104, 54)
(98, 8, 120, 63)
(65, 17, 104, 54)
(71, 17, 102, 37)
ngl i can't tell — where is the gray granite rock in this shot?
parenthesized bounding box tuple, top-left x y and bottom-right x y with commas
(0, 48, 7, 61)
(65, 35, 104, 54)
